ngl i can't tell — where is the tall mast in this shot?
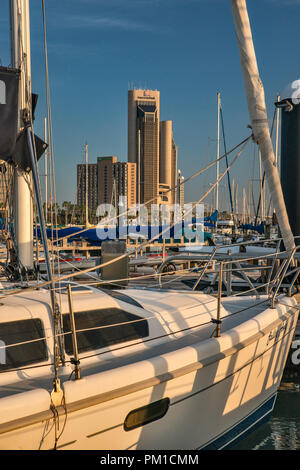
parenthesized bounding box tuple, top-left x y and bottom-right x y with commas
(9, 0, 33, 269)
(242, 187, 246, 224)
(85, 142, 89, 227)
(216, 92, 220, 218)
(231, 0, 295, 252)
(275, 94, 280, 169)
(44, 116, 48, 223)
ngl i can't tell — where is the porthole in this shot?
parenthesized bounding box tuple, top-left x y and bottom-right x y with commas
(124, 398, 170, 431)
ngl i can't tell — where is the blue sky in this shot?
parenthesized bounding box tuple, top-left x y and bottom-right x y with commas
(1, 0, 300, 209)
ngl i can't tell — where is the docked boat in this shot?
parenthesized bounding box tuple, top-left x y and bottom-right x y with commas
(0, 283, 298, 450)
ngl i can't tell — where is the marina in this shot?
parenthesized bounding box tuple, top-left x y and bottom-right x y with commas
(0, 0, 300, 454)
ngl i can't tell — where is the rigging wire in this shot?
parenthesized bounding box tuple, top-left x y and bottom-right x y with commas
(219, 104, 234, 219)
(41, 0, 65, 367)
(2, 164, 24, 284)
(254, 106, 277, 225)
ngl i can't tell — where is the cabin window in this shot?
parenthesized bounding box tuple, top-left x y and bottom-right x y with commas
(63, 308, 149, 355)
(0, 319, 48, 371)
(106, 290, 144, 309)
(124, 398, 170, 431)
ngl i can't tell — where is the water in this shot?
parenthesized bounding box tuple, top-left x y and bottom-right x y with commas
(233, 372, 300, 450)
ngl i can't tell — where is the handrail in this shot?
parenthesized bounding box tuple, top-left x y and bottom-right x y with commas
(158, 237, 289, 293)
(271, 245, 300, 307)
(288, 269, 300, 297)
(266, 239, 281, 296)
(158, 236, 300, 300)
(192, 247, 218, 291)
(67, 284, 81, 380)
(215, 262, 223, 337)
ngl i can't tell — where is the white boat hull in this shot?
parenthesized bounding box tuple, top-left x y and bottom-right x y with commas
(0, 295, 297, 450)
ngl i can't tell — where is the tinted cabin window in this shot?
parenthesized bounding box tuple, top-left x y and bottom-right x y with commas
(124, 398, 170, 431)
(63, 308, 149, 355)
(0, 319, 48, 371)
(106, 290, 144, 309)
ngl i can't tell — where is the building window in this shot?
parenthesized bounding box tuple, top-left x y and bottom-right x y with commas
(63, 308, 149, 355)
(0, 319, 48, 371)
(124, 398, 170, 431)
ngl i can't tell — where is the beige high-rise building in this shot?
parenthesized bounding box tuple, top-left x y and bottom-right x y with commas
(114, 161, 136, 208)
(97, 156, 136, 208)
(159, 120, 177, 205)
(128, 89, 160, 206)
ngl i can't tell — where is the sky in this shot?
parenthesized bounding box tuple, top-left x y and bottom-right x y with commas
(0, 0, 300, 210)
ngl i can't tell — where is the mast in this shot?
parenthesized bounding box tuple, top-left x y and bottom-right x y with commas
(259, 149, 264, 220)
(44, 116, 48, 223)
(231, 0, 295, 252)
(242, 187, 246, 224)
(10, 0, 65, 391)
(9, 0, 33, 270)
(216, 92, 220, 218)
(275, 94, 280, 169)
(85, 142, 89, 227)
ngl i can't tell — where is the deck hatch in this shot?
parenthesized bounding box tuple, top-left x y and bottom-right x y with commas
(0, 318, 48, 370)
(63, 308, 149, 354)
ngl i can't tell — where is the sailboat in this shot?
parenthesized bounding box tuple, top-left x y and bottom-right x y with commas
(0, 0, 299, 451)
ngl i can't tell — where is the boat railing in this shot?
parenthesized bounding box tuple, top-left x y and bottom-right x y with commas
(270, 245, 300, 307)
(157, 236, 300, 303)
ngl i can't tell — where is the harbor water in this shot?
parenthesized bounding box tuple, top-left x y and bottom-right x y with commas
(233, 363, 300, 450)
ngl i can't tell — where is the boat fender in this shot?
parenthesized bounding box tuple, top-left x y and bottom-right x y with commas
(51, 378, 64, 407)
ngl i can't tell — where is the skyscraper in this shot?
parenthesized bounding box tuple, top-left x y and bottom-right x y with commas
(77, 163, 98, 211)
(128, 89, 160, 206)
(97, 156, 136, 208)
(97, 156, 117, 206)
(128, 89, 178, 207)
(159, 120, 177, 205)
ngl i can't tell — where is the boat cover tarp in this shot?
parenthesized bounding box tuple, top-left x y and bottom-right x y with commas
(33, 222, 213, 245)
(238, 222, 265, 234)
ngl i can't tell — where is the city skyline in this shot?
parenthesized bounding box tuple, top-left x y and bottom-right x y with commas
(77, 88, 180, 213)
(0, 1, 299, 208)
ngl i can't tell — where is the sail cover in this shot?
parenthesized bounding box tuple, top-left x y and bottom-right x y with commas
(0, 67, 20, 160)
